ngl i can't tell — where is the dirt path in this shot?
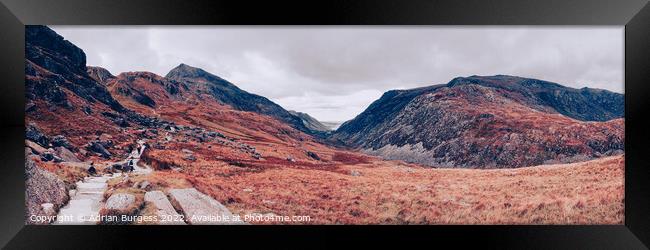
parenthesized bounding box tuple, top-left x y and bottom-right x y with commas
(54, 140, 149, 224)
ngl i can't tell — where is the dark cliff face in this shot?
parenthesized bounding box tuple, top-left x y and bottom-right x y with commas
(165, 64, 312, 134)
(25, 25, 124, 112)
(333, 84, 445, 145)
(332, 75, 624, 168)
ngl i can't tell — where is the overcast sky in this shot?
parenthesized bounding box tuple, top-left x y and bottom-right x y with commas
(51, 26, 623, 123)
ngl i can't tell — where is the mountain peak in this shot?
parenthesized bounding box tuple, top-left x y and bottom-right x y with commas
(87, 66, 115, 84)
(165, 63, 225, 82)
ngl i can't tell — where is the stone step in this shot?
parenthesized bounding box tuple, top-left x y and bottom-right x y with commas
(168, 188, 246, 225)
(77, 182, 107, 190)
(74, 194, 104, 201)
(144, 191, 186, 225)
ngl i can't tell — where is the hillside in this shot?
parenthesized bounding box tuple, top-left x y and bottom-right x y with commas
(165, 63, 315, 134)
(24, 25, 625, 225)
(333, 75, 624, 168)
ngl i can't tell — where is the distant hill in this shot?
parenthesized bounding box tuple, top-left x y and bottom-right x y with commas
(289, 110, 331, 132)
(332, 75, 624, 168)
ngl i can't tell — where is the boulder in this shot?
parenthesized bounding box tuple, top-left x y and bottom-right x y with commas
(168, 188, 245, 225)
(87, 141, 111, 158)
(144, 191, 185, 225)
(40, 149, 63, 162)
(51, 135, 74, 151)
(306, 151, 321, 161)
(183, 154, 196, 161)
(108, 163, 123, 173)
(103, 193, 136, 215)
(114, 118, 129, 128)
(55, 146, 81, 162)
(26, 124, 49, 147)
(25, 140, 47, 155)
(25, 150, 69, 224)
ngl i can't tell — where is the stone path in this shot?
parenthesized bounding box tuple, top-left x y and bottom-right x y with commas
(54, 173, 120, 224)
(54, 140, 149, 225)
(54, 139, 246, 225)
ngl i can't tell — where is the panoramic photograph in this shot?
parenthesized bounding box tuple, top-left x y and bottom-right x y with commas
(24, 25, 624, 225)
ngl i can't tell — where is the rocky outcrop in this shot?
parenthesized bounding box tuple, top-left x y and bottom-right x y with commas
(25, 124, 49, 147)
(333, 75, 624, 168)
(55, 146, 81, 162)
(144, 191, 186, 225)
(25, 25, 125, 112)
(25, 140, 47, 155)
(168, 188, 245, 225)
(87, 66, 115, 84)
(87, 141, 112, 159)
(51, 135, 74, 151)
(25, 150, 69, 224)
(332, 85, 445, 146)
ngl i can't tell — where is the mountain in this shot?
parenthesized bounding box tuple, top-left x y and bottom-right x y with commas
(165, 63, 314, 134)
(87, 66, 116, 84)
(25, 26, 124, 113)
(25, 25, 140, 144)
(332, 75, 624, 168)
(106, 71, 188, 109)
(289, 110, 330, 132)
(24, 26, 626, 225)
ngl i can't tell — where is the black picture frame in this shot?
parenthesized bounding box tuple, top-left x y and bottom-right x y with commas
(0, 0, 649, 248)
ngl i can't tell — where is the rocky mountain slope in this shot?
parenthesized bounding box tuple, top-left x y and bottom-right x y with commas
(26, 26, 124, 113)
(87, 66, 116, 84)
(165, 63, 315, 134)
(24, 25, 625, 225)
(333, 75, 624, 168)
(289, 110, 330, 132)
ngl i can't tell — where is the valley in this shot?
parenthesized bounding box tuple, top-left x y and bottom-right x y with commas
(24, 25, 625, 225)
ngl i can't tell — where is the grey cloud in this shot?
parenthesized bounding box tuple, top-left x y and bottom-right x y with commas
(50, 26, 623, 122)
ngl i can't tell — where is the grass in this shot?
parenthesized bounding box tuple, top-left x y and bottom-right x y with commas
(37, 160, 89, 189)
(178, 155, 624, 224)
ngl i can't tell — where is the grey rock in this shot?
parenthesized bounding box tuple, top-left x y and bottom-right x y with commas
(25, 124, 49, 147)
(104, 193, 136, 214)
(306, 151, 321, 161)
(168, 188, 245, 225)
(144, 191, 185, 225)
(51, 135, 74, 151)
(25, 140, 47, 155)
(55, 146, 81, 162)
(87, 141, 111, 158)
(25, 151, 69, 224)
